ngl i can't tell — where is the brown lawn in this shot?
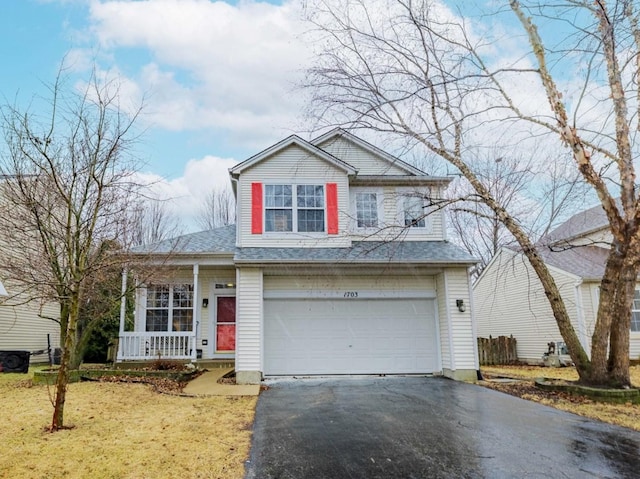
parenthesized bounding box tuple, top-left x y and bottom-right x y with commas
(481, 364, 640, 431)
(0, 368, 257, 479)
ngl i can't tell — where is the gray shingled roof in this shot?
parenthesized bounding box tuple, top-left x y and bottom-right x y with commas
(234, 240, 476, 265)
(541, 203, 609, 245)
(131, 224, 476, 265)
(131, 225, 236, 255)
(537, 245, 609, 280)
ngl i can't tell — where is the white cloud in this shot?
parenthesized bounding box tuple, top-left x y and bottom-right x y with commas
(84, 0, 309, 146)
(140, 154, 238, 231)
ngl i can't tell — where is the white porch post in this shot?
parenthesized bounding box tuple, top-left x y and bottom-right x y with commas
(117, 268, 128, 361)
(192, 264, 199, 361)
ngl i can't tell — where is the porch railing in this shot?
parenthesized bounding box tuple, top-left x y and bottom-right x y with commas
(117, 332, 197, 361)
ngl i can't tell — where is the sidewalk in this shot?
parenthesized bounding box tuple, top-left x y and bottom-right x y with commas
(183, 367, 260, 396)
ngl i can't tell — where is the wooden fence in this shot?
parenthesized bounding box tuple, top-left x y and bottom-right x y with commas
(477, 335, 518, 365)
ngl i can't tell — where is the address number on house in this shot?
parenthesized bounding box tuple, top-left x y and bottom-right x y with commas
(343, 291, 359, 298)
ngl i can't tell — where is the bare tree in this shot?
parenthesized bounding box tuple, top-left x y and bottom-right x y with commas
(448, 150, 589, 278)
(0, 68, 147, 430)
(129, 198, 182, 246)
(304, 0, 639, 387)
(196, 186, 236, 230)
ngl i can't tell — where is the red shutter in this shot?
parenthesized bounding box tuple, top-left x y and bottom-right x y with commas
(326, 183, 338, 235)
(251, 182, 263, 234)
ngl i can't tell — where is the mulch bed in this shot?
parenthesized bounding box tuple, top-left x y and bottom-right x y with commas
(481, 376, 594, 405)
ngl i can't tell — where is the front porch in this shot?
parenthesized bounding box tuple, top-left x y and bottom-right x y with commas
(116, 332, 197, 361)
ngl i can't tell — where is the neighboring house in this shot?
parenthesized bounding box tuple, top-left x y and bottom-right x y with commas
(119, 129, 479, 384)
(0, 277, 60, 364)
(0, 178, 61, 365)
(474, 202, 640, 363)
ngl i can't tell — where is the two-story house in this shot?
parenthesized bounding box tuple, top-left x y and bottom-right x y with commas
(474, 202, 640, 363)
(118, 129, 479, 384)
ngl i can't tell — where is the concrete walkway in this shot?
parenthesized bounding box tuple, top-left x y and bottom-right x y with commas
(183, 367, 260, 396)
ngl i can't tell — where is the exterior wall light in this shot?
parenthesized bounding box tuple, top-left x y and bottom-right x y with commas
(202, 298, 209, 308)
(456, 299, 466, 313)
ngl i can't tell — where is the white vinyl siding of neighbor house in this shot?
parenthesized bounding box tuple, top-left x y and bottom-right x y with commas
(314, 137, 410, 175)
(236, 144, 350, 248)
(0, 291, 60, 363)
(563, 228, 612, 247)
(235, 268, 263, 381)
(474, 249, 582, 363)
(439, 269, 477, 371)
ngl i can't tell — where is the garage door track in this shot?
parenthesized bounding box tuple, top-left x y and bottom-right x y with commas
(244, 376, 640, 479)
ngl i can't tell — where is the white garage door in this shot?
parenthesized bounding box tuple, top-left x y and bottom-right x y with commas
(264, 297, 438, 375)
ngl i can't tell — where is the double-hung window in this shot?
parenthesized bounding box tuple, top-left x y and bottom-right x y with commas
(398, 189, 428, 228)
(265, 184, 325, 233)
(145, 284, 194, 332)
(353, 190, 380, 229)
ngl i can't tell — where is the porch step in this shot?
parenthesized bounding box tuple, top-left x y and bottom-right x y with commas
(197, 360, 235, 370)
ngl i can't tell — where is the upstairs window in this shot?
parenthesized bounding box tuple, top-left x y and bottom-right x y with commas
(264, 184, 325, 233)
(400, 191, 428, 228)
(265, 185, 293, 232)
(145, 284, 194, 332)
(355, 192, 379, 228)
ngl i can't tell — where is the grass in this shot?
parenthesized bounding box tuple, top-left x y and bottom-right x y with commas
(0, 366, 257, 479)
(481, 364, 640, 432)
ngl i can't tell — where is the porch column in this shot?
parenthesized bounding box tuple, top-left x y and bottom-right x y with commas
(192, 264, 199, 360)
(117, 268, 128, 361)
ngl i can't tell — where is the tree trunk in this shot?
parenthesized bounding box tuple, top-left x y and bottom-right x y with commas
(607, 260, 635, 387)
(589, 242, 635, 387)
(51, 299, 79, 431)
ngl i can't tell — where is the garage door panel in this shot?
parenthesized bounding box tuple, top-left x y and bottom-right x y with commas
(264, 297, 438, 375)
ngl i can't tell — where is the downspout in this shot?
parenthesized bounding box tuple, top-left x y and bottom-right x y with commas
(192, 263, 199, 361)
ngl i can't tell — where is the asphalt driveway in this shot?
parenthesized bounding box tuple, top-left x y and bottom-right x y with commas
(244, 376, 640, 479)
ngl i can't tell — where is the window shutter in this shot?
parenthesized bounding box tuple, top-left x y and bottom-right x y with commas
(251, 182, 263, 234)
(326, 183, 338, 235)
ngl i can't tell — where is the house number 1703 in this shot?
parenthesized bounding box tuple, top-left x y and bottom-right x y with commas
(343, 291, 358, 298)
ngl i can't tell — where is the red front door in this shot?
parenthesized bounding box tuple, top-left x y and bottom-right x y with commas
(216, 296, 236, 352)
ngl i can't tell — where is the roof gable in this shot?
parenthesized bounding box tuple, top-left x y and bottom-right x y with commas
(229, 134, 358, 177)
(541, 202, 609, 245)
(311, 128, 427, 176)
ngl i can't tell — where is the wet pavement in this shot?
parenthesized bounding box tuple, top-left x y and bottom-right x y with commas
(244, 376, 640, 479)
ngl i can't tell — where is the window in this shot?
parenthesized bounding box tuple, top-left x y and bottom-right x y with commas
(264, 184, 325, 233)
(401, 192, 427, 228)
(355, 192, 379, 228)
(145, 284, 194, 332)
(632, 290, 640, 332)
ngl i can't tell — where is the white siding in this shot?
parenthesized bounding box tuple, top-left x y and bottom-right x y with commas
(435, 273, 452, 370)
(350, 186, 445, 241)
(0, 285, 60, 363)
(264, 274, 435, 292)
(315, 136, 409, 175)
(237, 144, 351, 248)
(474, 249, 581, 362)
(235, 268, 263, 373)
(438, 269, 476, 371)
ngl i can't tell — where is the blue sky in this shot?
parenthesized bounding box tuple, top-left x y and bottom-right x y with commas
(0, 0, 305, 211)
(0, 0, 597, 231)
